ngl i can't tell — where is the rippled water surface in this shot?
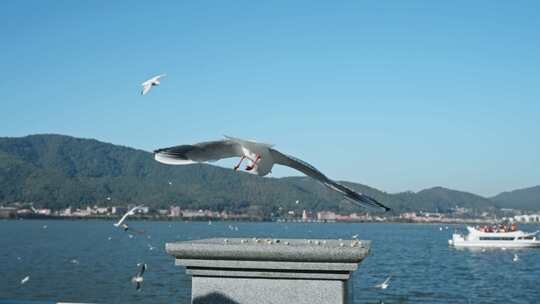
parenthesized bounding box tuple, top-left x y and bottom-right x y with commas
(1, 220, 539, 303)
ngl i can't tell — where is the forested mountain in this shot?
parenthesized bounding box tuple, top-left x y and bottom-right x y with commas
(1, 134, 534, 215)
(491, 186, 540, 211)
(0, 134, 389, 215)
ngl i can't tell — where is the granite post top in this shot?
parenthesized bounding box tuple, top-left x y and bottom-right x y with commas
(166, 238, 370, 263)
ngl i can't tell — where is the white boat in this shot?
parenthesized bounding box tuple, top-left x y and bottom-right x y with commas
(449, 226, 540, 248)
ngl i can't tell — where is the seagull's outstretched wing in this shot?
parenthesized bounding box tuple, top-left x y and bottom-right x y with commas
(154, 140, 243, 165)
(115, 205, 144, 227)
(141, 82, 152, 95)
(115, 213, 130, 227)
(136, 264, 147, 277)
(154, 74, 166, 81)
(383, 275, 392, 285)
(128, 205, 144, 214)
(269, 149, 390, 212)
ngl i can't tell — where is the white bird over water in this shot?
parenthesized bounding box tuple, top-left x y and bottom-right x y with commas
(375, 275, 392, 289)
(131, 263, 147, 290)
(20, 276, 30, 284)
(114, 205, 144, 231)
(154, 136, 390, 211)
(141, 74, 166, 95)
(513, 254, 519, 262)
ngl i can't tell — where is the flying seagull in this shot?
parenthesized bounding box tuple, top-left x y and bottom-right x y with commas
(114, 206, 144, 232)
(375, 274, 392, 289)
(131, 263, 147, 290)
(141, 74, 166, 95)
(20, 275, 30, 285)
(154, 136, 389, 211)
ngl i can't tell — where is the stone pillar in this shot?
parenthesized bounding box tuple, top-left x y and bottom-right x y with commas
(166, 238, 370, 304)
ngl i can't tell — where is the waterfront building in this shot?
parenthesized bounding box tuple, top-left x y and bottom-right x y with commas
(170, 206, 181, 217)
(513, 214, 540, 223)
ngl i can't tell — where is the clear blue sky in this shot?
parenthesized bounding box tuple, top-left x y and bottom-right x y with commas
(1, 1, 539, 197)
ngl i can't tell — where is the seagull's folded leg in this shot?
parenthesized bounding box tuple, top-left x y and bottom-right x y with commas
(245, 155, 261, 171)
(233, 156, 246, 170)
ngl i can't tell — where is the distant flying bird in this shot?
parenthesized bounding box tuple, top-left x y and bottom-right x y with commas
(375, 275, 392, 289)
(114, 205, 144, 231)
(513, 254, 519, 262)
(141, 74, 166, 95)
(131, 263, 147, 290)
(154, 136, 389, 211)
(352, 234, 359, 239)
(20, 276, 30, 284)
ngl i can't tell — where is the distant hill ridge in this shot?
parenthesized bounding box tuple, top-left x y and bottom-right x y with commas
(0, 134, 538, 213)
(491, 186, 540, 211)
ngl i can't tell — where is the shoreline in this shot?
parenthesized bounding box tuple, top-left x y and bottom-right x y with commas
(1, 215, 503, 225)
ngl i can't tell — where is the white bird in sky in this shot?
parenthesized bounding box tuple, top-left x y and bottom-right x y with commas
(154, 136, 390, 211)
(141, 74, 166, 95)
(20, 275, 30, 284)
(131, 263, 147, 290)
(375, 274, 392, 289)
(114, 205, 144, 231)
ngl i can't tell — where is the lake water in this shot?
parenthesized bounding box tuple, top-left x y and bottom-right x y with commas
(1, 220, 539, 303)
